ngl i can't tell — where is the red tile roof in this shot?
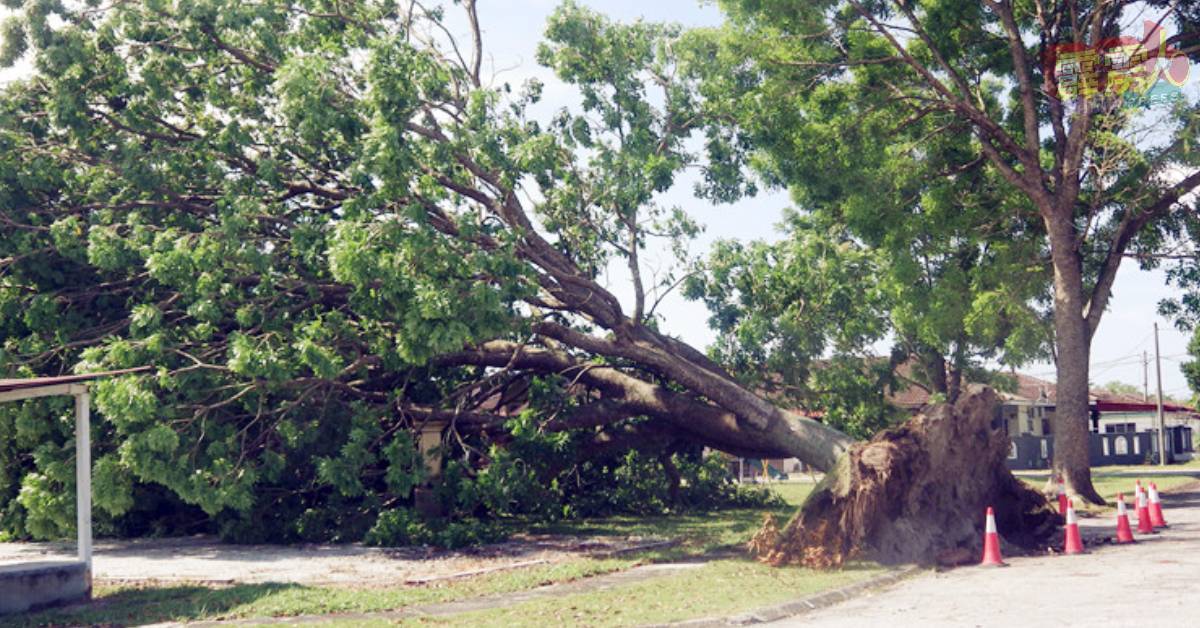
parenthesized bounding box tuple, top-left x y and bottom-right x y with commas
(886, 368, 1197, 414)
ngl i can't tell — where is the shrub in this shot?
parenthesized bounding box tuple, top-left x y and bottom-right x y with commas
(364, 509, 505, 548)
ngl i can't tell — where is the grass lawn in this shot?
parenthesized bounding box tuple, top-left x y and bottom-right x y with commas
(1018, 469, 1199, 513)
(519, 482, 814, 557)
(12, 482, 845, 628)
(6, 558, 638, 628)
(396, 560, 885, 628)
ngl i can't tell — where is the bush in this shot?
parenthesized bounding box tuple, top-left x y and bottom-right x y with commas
(1, 392, 781, 550)
(364, 509, 505, 549)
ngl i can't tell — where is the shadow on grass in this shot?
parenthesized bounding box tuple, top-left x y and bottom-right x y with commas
(519, 507, 786, 545)
(7, 582, 304, 628)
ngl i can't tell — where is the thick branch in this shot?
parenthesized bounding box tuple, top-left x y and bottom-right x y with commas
(984, 0, 1040, 156)
(432, 340, 854, 468)
(1085, 169, 1200, 336)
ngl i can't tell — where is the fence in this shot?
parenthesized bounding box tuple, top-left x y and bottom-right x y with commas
(1006, 427, 1193, 470)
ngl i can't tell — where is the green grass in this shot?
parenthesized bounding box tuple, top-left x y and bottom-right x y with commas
(1018, 470, 1198, 512)
(518, 483, 814, 557)
(767, 481, 818, 507)
(6, 558, 637, 628)
(11, 483, 823, 628)
(1013, 459, 1200, 475)
(396, 560, 886, 628)
(1092, 458, 1200, 472)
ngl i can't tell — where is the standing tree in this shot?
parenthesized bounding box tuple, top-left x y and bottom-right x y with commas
(706, 0, 1200, 504)
(1, 0, 1055, 563)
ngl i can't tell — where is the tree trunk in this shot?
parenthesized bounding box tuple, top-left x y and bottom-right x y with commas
(756, 388, 1059, 567)
(660, 451, 682, 506)
(1051, 306, 1104, 504)
(1046, 216, 1105, 505)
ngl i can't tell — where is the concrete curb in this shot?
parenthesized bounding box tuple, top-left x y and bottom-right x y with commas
(643, 565, 926, 627)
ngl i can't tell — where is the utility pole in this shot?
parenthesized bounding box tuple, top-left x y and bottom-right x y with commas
(1143, 351, 1149, 402)
(1154, 323, 1167, 467)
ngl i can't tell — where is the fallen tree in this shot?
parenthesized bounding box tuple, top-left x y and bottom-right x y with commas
(0, 1, 1056, 558)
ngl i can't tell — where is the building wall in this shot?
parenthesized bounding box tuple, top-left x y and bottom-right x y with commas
(1002, 403, 1055, 436)
(1095, 411, 1195, 433)
(1006, 427, 1193, 470)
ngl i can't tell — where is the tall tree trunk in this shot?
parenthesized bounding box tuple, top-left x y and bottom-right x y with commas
(1047, 217, 1105, 505)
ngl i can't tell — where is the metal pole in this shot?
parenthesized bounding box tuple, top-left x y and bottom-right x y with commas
(1154, 323, 1166, 466)
(74, 389, 92, 568)
(1143, 351, 1149, 402)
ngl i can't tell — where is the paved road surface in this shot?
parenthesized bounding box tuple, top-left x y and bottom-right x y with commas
(771, 487, 1200, 628)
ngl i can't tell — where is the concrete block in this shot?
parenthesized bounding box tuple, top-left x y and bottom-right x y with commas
(0, 560, 91, 615)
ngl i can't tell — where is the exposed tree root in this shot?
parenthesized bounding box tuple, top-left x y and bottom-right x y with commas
(757, 388, 1060, 567)
(1059, 464, 1107, 506)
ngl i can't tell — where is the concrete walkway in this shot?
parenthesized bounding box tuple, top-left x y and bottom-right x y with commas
(0, 535, 668, 587)
(769, 486, 1200, 627)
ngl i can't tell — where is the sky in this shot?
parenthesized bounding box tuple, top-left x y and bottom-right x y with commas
(458, 0, 1196, 400)
(0, 1, 1194, 399)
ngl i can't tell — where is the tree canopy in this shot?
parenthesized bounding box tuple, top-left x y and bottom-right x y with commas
(1, 0, 1193, 557)
(0, 0, 858, 542)
(690, 0, 1200, 503)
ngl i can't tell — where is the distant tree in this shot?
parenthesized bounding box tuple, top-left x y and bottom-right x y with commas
(1184, 328, 1200, 404)
(1098, 381, 1142, 397)
(703, 0, 1200, 505)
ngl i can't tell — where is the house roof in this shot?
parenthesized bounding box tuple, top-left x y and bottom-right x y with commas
(998, 373, 1057, 404)
(887, 368, 1197, 415)
(888, 370, 1058, 409)
(0, 368, 150, 395)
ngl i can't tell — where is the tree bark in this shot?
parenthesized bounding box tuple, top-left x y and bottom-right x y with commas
(1046, 214, 1105, 504)
(431, 341, 855, 468)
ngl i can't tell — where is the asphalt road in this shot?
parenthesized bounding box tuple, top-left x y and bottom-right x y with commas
(771, 486, 1200, 628)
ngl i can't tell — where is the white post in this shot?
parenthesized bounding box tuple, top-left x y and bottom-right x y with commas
(1154, 323, 1166, 466)
(74, 388, 92, 569)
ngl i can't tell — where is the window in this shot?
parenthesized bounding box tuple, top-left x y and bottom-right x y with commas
(1009, 442, 1018, 460)
(1040, 439, 1049, 459)
(1115, 437, 1128, 455)
(1133, 437, 1141, 455)
(1102, 438, 1110, 456)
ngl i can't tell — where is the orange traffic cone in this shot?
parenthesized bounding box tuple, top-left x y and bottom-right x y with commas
(1136, 486, 1155, 534)
(1056, 476, 1068, 515)
(1063, 499, 1085, 554)
(980, 506, 1006, 566)
(1115, 493, 1135, 544)
(1134, 482, 1145, 528)
(1149, 483, 1168, 528)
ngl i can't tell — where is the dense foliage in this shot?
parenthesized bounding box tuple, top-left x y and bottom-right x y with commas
(5, 0, 1193, 544)
(688, 0, 1200, 503)
(0, 0, 813, 546)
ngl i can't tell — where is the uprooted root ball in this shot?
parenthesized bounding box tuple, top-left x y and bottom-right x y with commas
(758, 387, 1059, 567)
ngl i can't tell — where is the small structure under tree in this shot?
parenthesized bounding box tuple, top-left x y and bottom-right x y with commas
(0, 370, 140, 615)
